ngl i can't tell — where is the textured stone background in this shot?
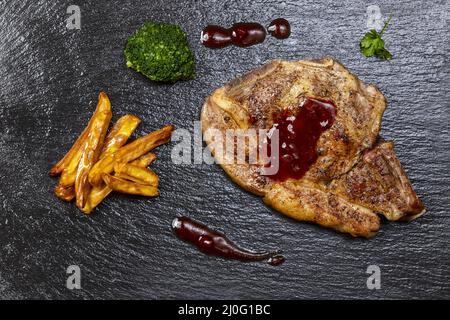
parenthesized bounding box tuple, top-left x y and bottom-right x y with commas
(0, 0, 449, 299)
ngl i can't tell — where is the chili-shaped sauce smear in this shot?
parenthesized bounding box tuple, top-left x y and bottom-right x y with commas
(172, 216, 285, 266)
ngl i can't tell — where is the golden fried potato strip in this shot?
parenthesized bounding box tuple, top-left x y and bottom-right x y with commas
(81, 114, 139, 213)
(54, 184, 75, 202)
(49, 122, 91, 177)
(114, 163, 159, 186)
(99, 114, 141, 159)
(75, 92, 112, 209)
(130, 152, 157, 167)
(89, 125, 174, 187)
(58, 93, 115, 187)
(82, 149, 156, 213)
(58, 144, 85, 187)
(81, 186, 112, 214)
(102, 174, 159, 197)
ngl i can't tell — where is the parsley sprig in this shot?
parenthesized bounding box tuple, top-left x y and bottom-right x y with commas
(360, 15, 393, 60)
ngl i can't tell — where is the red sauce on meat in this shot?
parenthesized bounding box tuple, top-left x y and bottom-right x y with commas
(265, 98, 337, 181)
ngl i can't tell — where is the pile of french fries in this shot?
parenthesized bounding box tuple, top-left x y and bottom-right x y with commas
(49, 92, 174, 214)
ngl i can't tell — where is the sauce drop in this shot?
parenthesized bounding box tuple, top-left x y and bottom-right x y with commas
(231, 22, 266, 47)
(200, 25, 232, 48)
(265, 98, 337, 181)
(172, 216, 285, 266)
(267, 18, 291, 39)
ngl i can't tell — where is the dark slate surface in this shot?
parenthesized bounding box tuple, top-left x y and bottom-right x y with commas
(0, 0, 449, 299)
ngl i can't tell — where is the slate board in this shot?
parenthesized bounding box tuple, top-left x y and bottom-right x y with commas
(0, 0, 449, 299)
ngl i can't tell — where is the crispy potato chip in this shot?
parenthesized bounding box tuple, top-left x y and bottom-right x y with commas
(130, 152, 157, 167)
(114, 163, 159, 186)
(75, 92, 112, 209)
(54, 184, 75, 202)
(99, 114, 141, 159)
(102, 174, 159, 197)
(89, 125, 174, 187)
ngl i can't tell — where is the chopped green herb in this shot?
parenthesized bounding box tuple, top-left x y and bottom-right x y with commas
(124, 21, 195, 82)
(360, 15, 393, 60)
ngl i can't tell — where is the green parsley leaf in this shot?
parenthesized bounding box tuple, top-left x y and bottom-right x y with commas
(360, 15, 393, 60)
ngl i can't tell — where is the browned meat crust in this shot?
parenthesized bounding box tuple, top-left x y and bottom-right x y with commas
(329, 141, 425, 221)
(264, 182, 381, 237)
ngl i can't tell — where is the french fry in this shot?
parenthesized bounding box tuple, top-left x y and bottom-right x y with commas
(102, 174, 159, 197)
(57, 93, 118, 187)
(89, 125, 174, 187)
(58, 144, 85, 187)
(54, 184, 75, 202)
(114, 163, 159, 186)
(75, 92, 112, 209)
(49, 122, 91, 177)
(82, 147, 157, 214)
(81, 114, 140, 213)
(130, 152, 157, 167)
(99, 114, 141, 159)
(81, 186, 112, 214)
(50, 91, 169, 213)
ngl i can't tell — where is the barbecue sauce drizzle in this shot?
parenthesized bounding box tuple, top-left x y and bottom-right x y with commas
(265, 98, 337, 182)
(172, 216, 285, 266)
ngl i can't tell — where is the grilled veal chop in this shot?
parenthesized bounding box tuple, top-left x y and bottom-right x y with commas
(201, 58, 425, 237)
